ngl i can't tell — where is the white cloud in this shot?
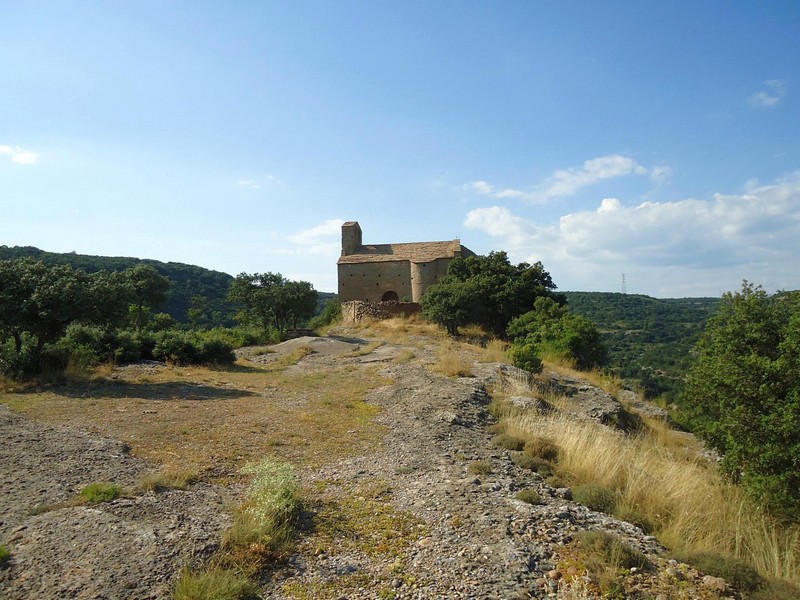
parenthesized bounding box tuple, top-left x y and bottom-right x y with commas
(237, 179, 261, 189)
(287, 219, 345, 255)
(748, 80, 787, 108)
(465, 172, 800, 296)
(236, 174, 281, 189)
(649, 165, 672, 185)
(0, 145, 38, 164)
(465, 154, 658, 204)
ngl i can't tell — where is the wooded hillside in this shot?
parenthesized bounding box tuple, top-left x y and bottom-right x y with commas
(0, 246, 335, 325)
(564, 291, 721, 400)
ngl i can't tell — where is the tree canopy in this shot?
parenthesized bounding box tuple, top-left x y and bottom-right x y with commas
(0, 258, 176, 374)
(683, 282, 800, 520)
(0, 259, 90, 358)
(507, 296, 607, 371)
(228, 272, 319, 336)
(422, 251, 563, 336)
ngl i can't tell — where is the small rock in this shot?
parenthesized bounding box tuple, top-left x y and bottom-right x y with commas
(702, 575, 728, 591)
(556, 487, 573, 500)
(547, 569, 562, 580)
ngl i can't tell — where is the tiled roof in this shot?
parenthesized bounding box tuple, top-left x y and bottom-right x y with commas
(338, 240, 471, 264)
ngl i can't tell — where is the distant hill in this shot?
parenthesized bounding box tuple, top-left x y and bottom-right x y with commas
(563, 292, 722, 401)
(0, 246, 336, 325)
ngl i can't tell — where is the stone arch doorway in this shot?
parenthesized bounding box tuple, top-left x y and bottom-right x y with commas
(381, 290, 399, 302)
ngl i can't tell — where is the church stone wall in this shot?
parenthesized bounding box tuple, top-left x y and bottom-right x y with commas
(409, 258, 452, 302)
(337, 261, 413, 303)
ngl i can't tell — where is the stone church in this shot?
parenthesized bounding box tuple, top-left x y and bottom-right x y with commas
(337, 221, 474, 303)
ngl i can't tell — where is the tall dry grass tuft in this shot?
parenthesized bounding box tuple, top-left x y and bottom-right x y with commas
(477, 338, 509, 363)
(431, 342, 473, 377)
(511, 411, 800, 587)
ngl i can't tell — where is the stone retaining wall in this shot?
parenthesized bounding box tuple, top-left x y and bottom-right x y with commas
(341, 301, 421, 324)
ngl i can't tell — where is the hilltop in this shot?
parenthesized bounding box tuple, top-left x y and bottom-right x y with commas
(2, 318, 778, 599)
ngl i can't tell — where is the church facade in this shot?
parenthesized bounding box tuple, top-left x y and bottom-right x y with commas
(337, 221, 474, 303)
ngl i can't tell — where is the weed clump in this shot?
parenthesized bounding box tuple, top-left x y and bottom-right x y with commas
(563, 530, 650, 596)
(172, 567, 259, 600)
(524, 437, 559, 462)
(576, 530, 649, 570)
(674, 551, 763, 592)
(432, 343, 473, 377)
(613, 503, 654, 534)
(80, 482, 122, 503)
(137, 468, 198, 493)
(224, 458, 301, 559)
(492, 432, 525, 451)
(573, 483, 616, 514)
(468, 461, 492, 476)
(516, 489, 543, 505)
(0, 544, 10, 567)
(511, 453, 556, 477)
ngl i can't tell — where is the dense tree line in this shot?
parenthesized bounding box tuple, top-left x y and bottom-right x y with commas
(0, 246, 236, 325)
(0, 258, 322, 378)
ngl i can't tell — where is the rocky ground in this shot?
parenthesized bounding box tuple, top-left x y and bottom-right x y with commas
(1, 326, 738, 599)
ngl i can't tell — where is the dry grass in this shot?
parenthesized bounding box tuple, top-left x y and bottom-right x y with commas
(392, 349, 415, 363)
(510, 410, 800, 587)
(476, 339, 509, 363)
(172, 567, 259, 600)
(348, 315, 445, 344)
(2, 360, 389, 476)
(136, 467, 198, 492)
(268, 346, 315, 369)
(540, 360, 625, 397)
(430, 342, 473, 377)
(345, 341, 385, 357)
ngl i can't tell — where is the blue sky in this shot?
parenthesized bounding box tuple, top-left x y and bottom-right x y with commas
(2, 1, 799, 297)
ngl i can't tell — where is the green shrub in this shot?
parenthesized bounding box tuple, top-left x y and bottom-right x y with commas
(80, 482, 122, 503)
(0, 544, 10, 567)
(516, 488, 543, 505)
(152, 330, 199, 365)
(308, 299, 341, 330)
(172, 568, 259, 600)
(511, 453, 556, 477)
(492, 432, 526, 451)
(507, 340, 543, 374)
(573, 483, 616, 513)
(197, 338, 236, 365)
(682, 283, 800, 520)
(524, 437, 560, 462)
(468, 461, 493, 476)
(111, 330, 141, 363)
